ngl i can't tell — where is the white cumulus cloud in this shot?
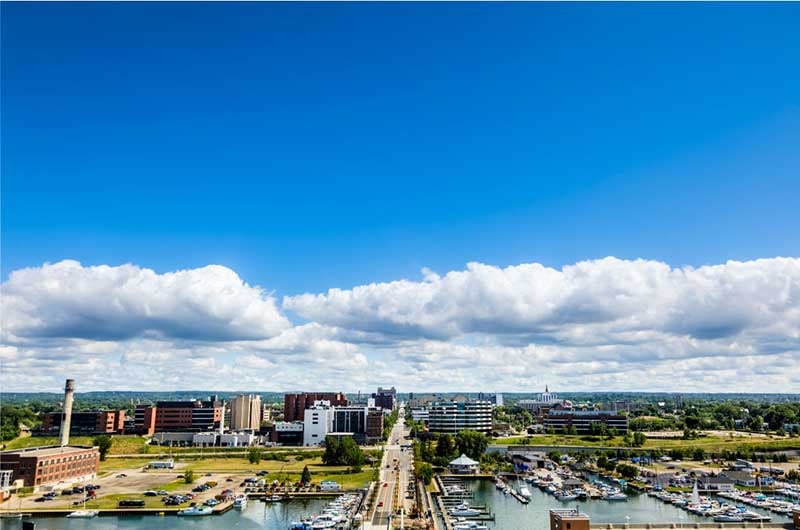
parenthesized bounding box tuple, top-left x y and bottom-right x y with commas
(2, 260, 290, 343)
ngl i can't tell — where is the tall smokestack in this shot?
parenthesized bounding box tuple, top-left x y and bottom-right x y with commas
(60, 379, 75, 447)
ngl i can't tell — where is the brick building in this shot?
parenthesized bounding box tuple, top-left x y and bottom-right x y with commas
(283, 393, 348, 422)
(41, 410, 125, 436)
(0, 446, 99, 488)
(134, 397, 222, 434)
(372, 387, 397, 410)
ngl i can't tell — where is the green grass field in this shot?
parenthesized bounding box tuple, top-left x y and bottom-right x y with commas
(3, 435, 147, 454)
(492, 433, 800, 454)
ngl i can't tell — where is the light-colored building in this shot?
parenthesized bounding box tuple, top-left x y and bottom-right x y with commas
(303, 401, 334, 446)
(220, 432, 258, 447)
(449, 454, 480, 474)
(229, 394, 262, 431)
(429, 400, 492, 434)
(411, 409, 430, 422)
(192, 432, 219, 446)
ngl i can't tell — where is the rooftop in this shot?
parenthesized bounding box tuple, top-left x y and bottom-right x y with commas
(1, 445, 98, 457)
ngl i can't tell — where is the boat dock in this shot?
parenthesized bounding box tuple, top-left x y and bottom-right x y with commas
(434, 476, 494, 530)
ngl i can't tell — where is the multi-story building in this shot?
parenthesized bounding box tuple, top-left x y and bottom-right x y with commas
(40, 410, 125, 436)
(229, 394, 262, 431)
(0, 445, 99, 489)
(543, 410, 628, 434)
(271, 422, 304, 445)
(372, 387, 397, 410)
(284, 393, 348, 422)
(303, 402, 334, 446)
(477, 392, 504, 407)
(428, 400, 492, 434)
(518, 387, 571, 418)
(331, 406, 385, 444)
(366, 408, 384, 442)
(411, 409, 430, 422)
(134, 397, 222, 434)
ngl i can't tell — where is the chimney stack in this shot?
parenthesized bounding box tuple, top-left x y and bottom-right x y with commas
(59, 379, 75, 447)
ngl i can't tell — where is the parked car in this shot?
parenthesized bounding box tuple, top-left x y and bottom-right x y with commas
(116, 473, 127, 478)
(143, 490, 159, 496)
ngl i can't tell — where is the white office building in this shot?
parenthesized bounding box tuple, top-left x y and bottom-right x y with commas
(428, 400, 492, 434)
(303, 401, 334, 446)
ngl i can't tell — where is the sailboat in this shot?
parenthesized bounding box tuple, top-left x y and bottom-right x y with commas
(67, 486, 99, 518)
(691, 480, 700, 506)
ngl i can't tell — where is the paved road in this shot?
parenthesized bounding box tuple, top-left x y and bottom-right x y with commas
(371, 408, 413, 528)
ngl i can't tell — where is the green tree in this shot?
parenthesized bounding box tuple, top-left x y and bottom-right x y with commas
(322, 436, 364, 466)
(633, 432, 647, 447)
(455, 430, 489, 460)
(435, 434, 456, 459)
(301, 465, 312, 484)
(248, 448, 262, 464)
(93, 435, 113, 461)
(568, 425, 578, 436)
(418, 463, 433, 485)
(184, 470, 195, 484)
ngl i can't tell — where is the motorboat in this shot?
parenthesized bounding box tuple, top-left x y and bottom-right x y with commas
(450, 502, 481, 517)
(453, 522, 489, 530)
(518, 486, 531, 498)
(602, 492, 628, 501)
(178, 505, 213, 516)
(66, 510, 99, 518)
(234, 494, 248, 508)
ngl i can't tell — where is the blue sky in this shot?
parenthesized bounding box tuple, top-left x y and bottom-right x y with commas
(2, 3, 799, 391)
(3, 2, 799, 294)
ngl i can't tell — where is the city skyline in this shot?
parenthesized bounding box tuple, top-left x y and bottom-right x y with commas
(2, 3, 799, 393)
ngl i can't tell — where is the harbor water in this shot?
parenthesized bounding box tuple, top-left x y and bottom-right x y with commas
(2, 482, 792, 530)
(0, 498, 329, 530)
(466, 478, 788, 527)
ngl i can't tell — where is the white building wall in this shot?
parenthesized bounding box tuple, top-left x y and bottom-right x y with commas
(303, 405, 333, 446)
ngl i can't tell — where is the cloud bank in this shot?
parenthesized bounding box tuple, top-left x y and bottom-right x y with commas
(1, 258, 798, 392)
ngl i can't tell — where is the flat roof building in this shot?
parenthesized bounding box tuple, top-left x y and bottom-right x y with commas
(134, 397, 222, 434)
(284, 393, 348, 422)
(230, 394, 262, 431)
(550, 509, 590, 530)
(429, 400, 492, 434)
(41, 410, 125, 436)
(544, 410, 628, 434)
(0, 445, 99, 489)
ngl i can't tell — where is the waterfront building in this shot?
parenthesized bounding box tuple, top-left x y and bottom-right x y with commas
(543, 410, 628, 434)
(134, 397, 222, 434)
(283, 392, 348, 422)
(448, 454, 480, 474)
(549, 509, 590, 530)
(698, 475, 735, 491)
(40, 410, 126, 436)
(428, 399, 492, 434)
(0, 445, 99, 488)
(303, 402, 334, 446)
(229, 394, 262, 430)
